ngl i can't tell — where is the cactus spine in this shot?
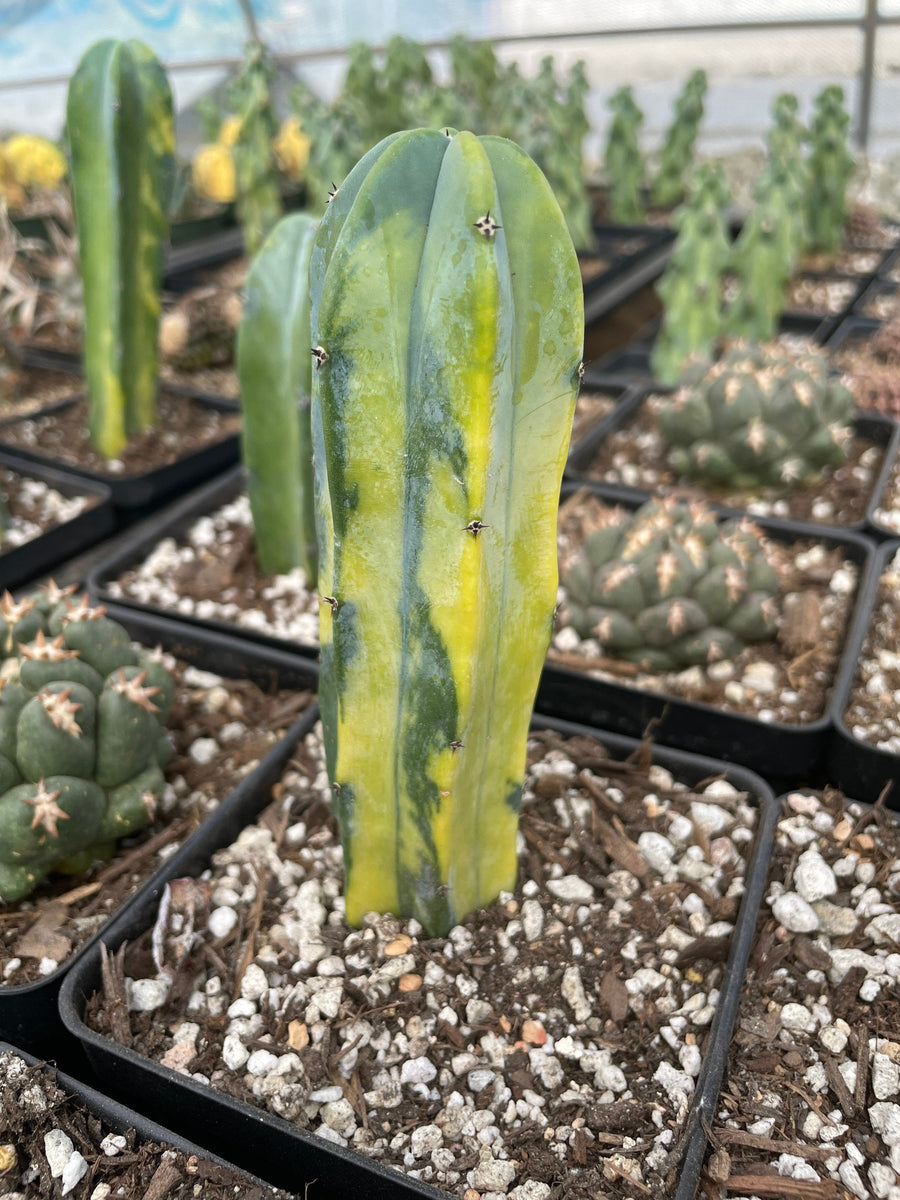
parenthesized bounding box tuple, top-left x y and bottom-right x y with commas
(66, 39, 174, 459)
(238, 212, 318, 582)
(807, 85, 854, 254)
(310, 129, 583, 936)
(604, 86, 645, 224)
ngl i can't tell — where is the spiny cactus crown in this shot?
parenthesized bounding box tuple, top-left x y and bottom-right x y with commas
(656, 341, 854, 490)
(0, 586, 175, 904)
(562, 497, 780, 672)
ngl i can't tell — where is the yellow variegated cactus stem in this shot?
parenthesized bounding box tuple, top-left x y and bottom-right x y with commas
(274, 116, 310, 182)
(2, 135, 67, 193)
(192, 142, 236, 203)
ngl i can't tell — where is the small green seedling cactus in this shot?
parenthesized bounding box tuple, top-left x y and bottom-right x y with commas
(562, 497, 780, 672)
(237, 211, 318, 582)
(651, 163, 733, 385)
(806, 84, 854, 254)
(67, 38, 175, 459)
(310, 128, 583, 936)
(651, 69, 708, 209)
(228, 40, 283, 256)
(656, 341, 854, 490)
(604, 86, 645, 224)
(0, 586, 174, 903)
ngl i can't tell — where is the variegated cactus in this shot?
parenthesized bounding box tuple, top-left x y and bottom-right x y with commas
(309, 128, 583, 935)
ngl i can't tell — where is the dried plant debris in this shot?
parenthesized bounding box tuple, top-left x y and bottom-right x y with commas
(0, 656, 311, 987)
(704, 789, 900, 1199)
(0, 1049, 297, 1198)
(553, 492, 858, 727)
(87, 726, 763, 1200)
(843, 548, 900, 752)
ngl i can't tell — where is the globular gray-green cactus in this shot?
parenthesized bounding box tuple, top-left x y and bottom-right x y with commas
(651, 163, 733, 384)
(651, 69, 708, 209)
(656, 341, 854, 489)
(807, 85, 854, 254)
(604, 86, 645, 224)
(0, 586, 174, 903)
(562, 497, 780, 672)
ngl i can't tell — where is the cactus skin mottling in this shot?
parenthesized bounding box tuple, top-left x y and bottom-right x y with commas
(562, 497, 780, 672)
(238, 212, 319, 582)
(310, 128, 583, 936)
(67, 39, 174, 458)
(0, 590, 173, 903)
(657, 341, 853, 490)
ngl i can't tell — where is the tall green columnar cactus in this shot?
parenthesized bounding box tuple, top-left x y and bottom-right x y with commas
(807, 85, 854, 253)
(765, 93, 811, 262)
(651, 69, 708, 208)
(238, 212, 318, 582)
(309, 129, 583, 935)
(651, 163, 733, 384)
(604, 86, 645, 224)
(67, 39, 174, 459)
(229, 40, 282, 256)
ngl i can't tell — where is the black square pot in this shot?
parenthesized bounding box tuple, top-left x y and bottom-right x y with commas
(59, 718, 777, 1200)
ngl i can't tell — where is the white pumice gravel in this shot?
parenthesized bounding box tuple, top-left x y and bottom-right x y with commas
(709, 788, 900, 1194)
(104, 492, 320, 648)
(90, 724, 766, 1199)
(0, 470, 95, 551)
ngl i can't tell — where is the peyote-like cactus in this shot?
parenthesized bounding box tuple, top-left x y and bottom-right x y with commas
(651, 163, 733, 385)
(0, 587, 174, 903)
(604, 86, 645, 225)
(651, 69, 708, 209)
(238, 211, 318, 582)
(228, 40, 283, 256)
(309, 128, 583, 936)
(656, 341, 854, 489)
(807, 85, 854, 254)
(67, 39, 174, 459)
(562, 497, 780, 672)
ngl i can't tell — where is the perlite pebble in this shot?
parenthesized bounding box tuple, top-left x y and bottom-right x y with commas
(771, 892, 819, 933)
(401, 1057, 437, 1085)
(793, 849, 837, 903)
(471, 1158, 517, 1192)
(545, 875, 594, 902)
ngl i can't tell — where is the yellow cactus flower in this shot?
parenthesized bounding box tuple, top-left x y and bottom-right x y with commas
(2, 135, 67, 192)
(0, 147, 26, 209)
(274, 116, 310, 183)
(192, 143, 236, 204)
(218, 115, 242, 148)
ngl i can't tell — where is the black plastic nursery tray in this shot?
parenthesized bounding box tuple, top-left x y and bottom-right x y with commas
(0, 448, 115, 591)
(59, 716, 777, 1200)
(852, 276, 897, 322)
(0, 608, 318, 1063)
(540, 482, 875, 785)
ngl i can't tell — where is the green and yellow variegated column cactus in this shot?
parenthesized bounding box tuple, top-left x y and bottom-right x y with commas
(67, 39, 174, 459)
(238, 212, 318, 582)
(310, 128, 583, 936)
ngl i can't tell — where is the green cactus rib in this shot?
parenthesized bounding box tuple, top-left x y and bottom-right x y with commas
(238, 212, 319, 582)
(310, 128, 583, 935)
(67, 39, 174, 458)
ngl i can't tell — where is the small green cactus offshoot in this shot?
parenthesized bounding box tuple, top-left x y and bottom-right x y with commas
(562, 497, 780, 672)
(651, 163, 733, 385)
(806, 85, 854, 254)
(604, 86, 646, 224)
(0, 587, 174, 903)
(651, 69, 708, 209)
(656, 341, 854, 490)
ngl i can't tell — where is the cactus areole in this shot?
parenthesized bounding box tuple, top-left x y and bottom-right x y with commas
(309, 128, 584, 936)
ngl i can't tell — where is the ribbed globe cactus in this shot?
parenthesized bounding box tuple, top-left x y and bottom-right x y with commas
(0, 587, 174, 903)
(656, 342, 854, 489)
(562, 498, 780, 672)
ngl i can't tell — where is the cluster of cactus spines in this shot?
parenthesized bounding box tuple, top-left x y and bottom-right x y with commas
(228, 40, 283, 257)
(806, 84, 855, 254)
(67, 39, 175, 459)
(0, 587, 175, 903)
(562, 497, 780, 672)
(651, 69, 708, 209)
(656, 341, 854, 490)
(309, 128, 583, 937)
(238, 211, 318, 582)
(604, 86, 646, 224)
(651, 163, 733, 385)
